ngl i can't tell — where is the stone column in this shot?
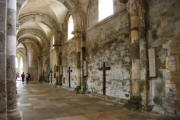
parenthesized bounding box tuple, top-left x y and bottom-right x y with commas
(27, 49, 38, 81)
(55, 50, 60, 85)
(138, 0, 148, 108)
(23, 56, 27, 74)
(128, 0, 141, 100)
(0, 0, 7, 119)
(128, 0, 148, 107)
(57, 48, 63, 86)
(37, 57, 42, 81)
(81, 31, 87, 93)
(73, 30, 82, 90)
(54, 32, 61, 85)
(7, 0, 20, 119)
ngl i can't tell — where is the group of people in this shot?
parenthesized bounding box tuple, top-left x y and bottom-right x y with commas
(21, 72, 31, 84)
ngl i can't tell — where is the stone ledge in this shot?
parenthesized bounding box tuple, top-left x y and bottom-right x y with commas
(86, 10, 128, 32)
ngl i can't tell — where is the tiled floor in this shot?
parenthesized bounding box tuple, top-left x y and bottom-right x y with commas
(17, 81, 173, 120)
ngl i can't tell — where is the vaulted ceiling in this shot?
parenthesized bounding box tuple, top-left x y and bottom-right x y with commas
(17, 0, 89, 57)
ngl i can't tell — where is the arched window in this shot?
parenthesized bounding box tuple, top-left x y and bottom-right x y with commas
(98, 0, 114, 21)
(68, 15, 74, 40)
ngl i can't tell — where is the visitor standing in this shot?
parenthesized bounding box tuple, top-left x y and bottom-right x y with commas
(16, 72, 19, 80)
(21, 72, 25, 83)
(26, 73, 31, 84)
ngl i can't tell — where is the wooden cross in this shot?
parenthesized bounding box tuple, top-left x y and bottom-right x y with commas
(67, 67, 72, 88)
(98, 62, 111, 95)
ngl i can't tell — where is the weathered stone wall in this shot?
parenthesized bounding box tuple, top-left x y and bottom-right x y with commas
(49, 49, 57, 83)
(147, 0, 180, 115)
(61, 39, 78, 88)
(0, 1, 7, 119)
(86, 1, 130, 99)
(26, 43, 39, 81)
(87, 0, 126, 28)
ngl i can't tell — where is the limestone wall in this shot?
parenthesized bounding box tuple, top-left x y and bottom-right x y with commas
(86, 1, 130, 99)
(49, 49, 57, 83)
(62, 39, 78, 88)
(147, 0, 180, 115)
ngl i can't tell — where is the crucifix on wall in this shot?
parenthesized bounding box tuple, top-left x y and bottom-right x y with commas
(98, 62, 111, 95)
(67, 67, 72, 88)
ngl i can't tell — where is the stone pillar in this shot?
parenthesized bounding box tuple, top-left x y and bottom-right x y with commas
(73, 30, 82, 90)
(55, 51, 60, 85)
(0, 0, 7, 119)
(23, 56, 27, 74)
(128, 0, 148, 107)
(57, 48, 63, 86)
(54, 32, 61, 85)
(7, 0, 20, 119)
(138, 0, 148, 108)
(27, 50, 38, 81)
(37, 57, 42, 81)
(81, 31, 87, 93)
(128, 0, 141, 99)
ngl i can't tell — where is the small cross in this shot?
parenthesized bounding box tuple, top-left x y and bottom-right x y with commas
(67, 67, 72, 88)
(98, 62, 111, 95)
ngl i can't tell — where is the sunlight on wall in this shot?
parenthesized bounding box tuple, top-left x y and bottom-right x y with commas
(52, 35, 55, 48)
(20, 57, 23, 74)
(68, 16, 74, 40)
(98, 0, 114, 21)
(16, 57, 18, 68)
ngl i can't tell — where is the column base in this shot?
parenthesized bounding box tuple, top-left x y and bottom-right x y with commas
(129, 96, 141, 104)
(75, 86, 81, 94)
(125, 96, 142, 110)
(7, 109, 21, 120)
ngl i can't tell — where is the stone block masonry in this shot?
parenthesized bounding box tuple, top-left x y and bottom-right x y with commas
(86, 10, 130, 100)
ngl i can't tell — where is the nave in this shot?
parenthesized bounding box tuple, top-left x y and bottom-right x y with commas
(16, 81, 170, 120)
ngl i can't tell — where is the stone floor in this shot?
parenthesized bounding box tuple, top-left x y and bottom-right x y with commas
(17, 81, 174, 120)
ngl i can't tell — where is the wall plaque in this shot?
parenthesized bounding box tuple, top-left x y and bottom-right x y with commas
(148, 48, 156, 77)
(83, 61, 87, 76)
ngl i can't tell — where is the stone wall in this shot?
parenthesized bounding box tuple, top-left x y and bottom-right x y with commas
(86, 1, 130, 99)
(49, 49, 57, 83)
(61, 39, 78, 88)
(147, 0, 180, 115)
(0, 1, 7, 119)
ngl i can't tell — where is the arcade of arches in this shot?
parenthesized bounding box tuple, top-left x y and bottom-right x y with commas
(0, 0, 180, 119)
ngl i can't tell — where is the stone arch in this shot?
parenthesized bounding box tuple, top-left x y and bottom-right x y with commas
(18, 36, 42, 51)
(18, 12, 59, 33)
(17, 28, 50, 48)
(57, 0, 87, 31)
